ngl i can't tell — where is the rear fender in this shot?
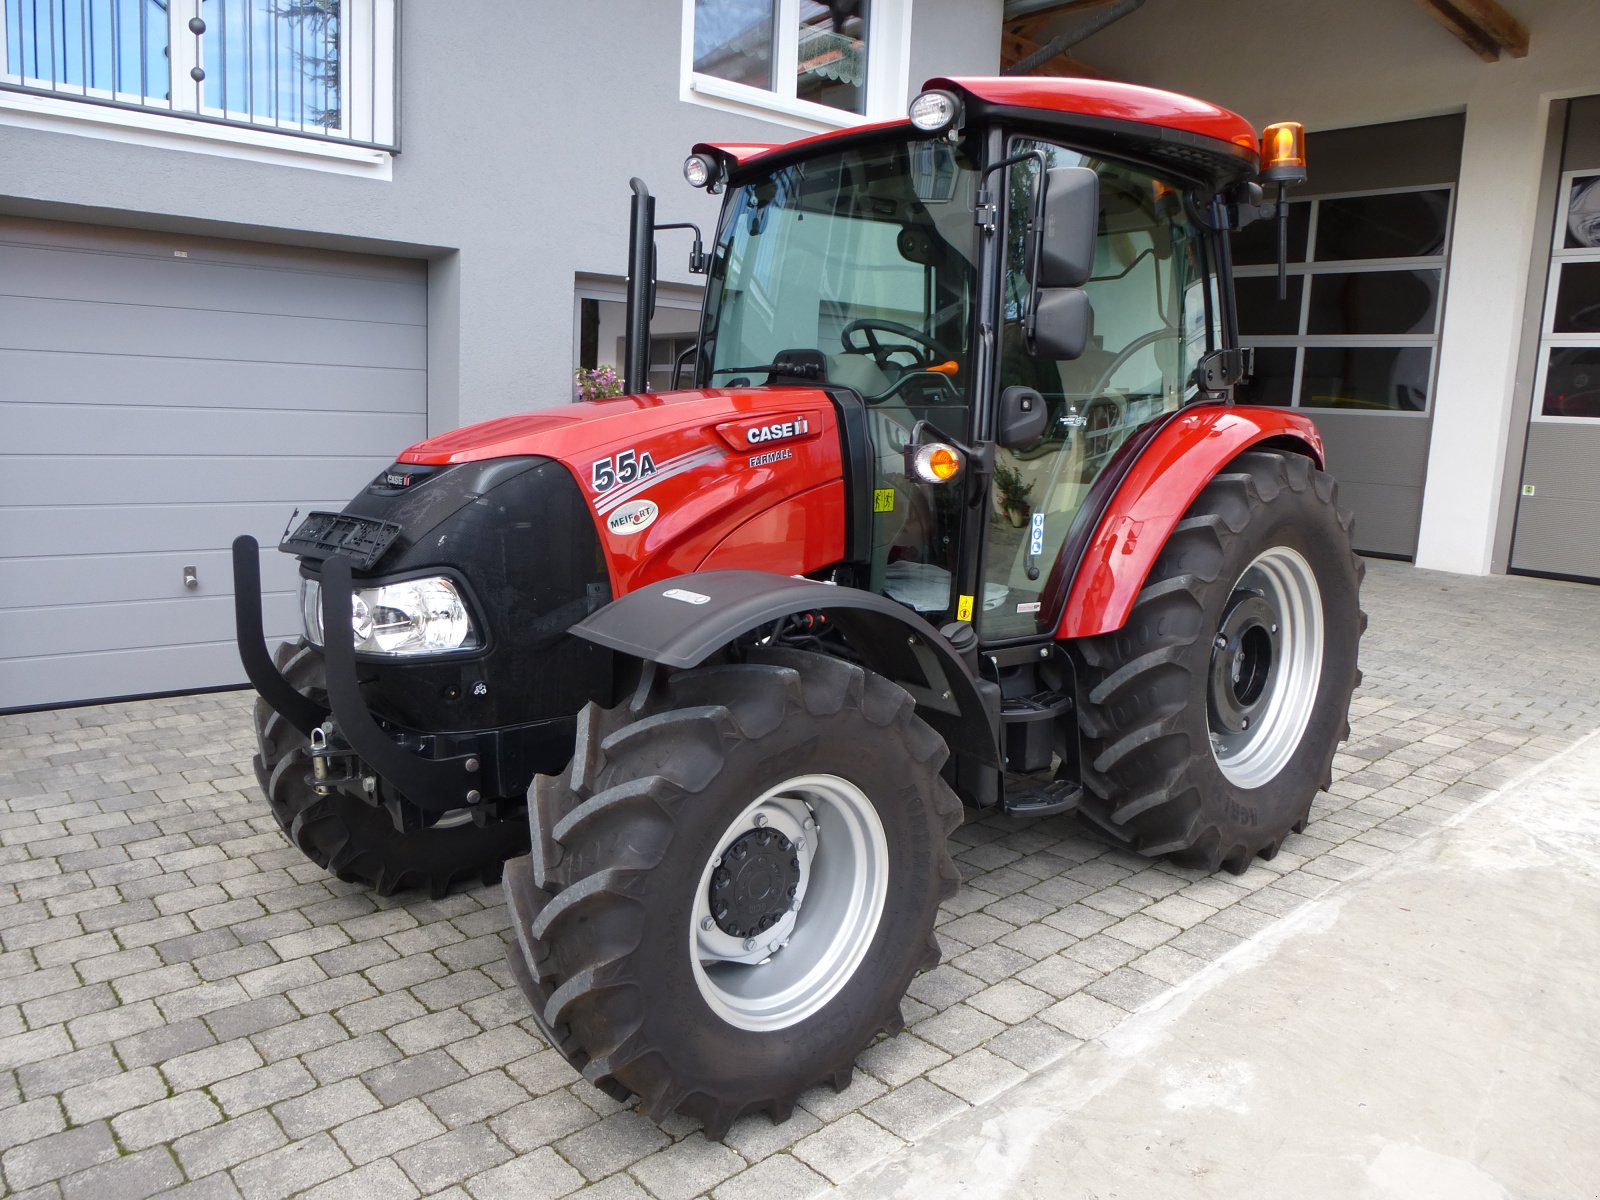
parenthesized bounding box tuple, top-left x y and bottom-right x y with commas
(570, 569, 1000, 768)
(1054, 406, 1325, 640)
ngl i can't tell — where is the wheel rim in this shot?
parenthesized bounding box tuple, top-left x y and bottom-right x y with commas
(689, 774, 888, 1032)
(1207, 546, 1324, 789)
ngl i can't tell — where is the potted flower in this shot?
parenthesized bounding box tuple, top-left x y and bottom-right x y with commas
(994, 461, 1033, 527)
(575, 364, 625, 401)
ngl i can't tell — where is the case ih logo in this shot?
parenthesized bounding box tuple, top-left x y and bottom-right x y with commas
(745, 417, 810, 445)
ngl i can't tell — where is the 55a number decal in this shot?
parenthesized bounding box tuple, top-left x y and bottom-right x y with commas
(591, 449, 657, 493)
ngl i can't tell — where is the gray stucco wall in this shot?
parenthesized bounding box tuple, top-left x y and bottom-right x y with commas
(0, 1, 1002, 433)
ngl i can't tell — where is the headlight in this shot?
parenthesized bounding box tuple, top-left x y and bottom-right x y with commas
(300, 576, 481, 655)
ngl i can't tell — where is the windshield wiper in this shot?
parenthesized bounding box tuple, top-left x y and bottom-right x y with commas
(709, 351, 826, 381)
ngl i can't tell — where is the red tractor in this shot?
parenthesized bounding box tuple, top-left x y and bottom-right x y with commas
(234, 77, 1361, 1137)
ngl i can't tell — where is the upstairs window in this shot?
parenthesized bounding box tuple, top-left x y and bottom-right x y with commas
(685, 0, 909, 128)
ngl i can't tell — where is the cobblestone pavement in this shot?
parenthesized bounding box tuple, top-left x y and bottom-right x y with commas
(4, 560, 1599, 1200)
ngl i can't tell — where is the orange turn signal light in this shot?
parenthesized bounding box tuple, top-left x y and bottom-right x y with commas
(1260, 121, 1307, 185)
(910, 443, 964, 484)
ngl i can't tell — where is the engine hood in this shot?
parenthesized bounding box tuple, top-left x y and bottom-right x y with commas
(397, 387, 850, 596)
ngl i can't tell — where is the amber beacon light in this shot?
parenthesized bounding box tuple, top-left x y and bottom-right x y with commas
(1260, 121, 1307, 184)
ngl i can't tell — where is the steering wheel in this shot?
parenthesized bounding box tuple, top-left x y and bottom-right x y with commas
(841, 318, 956, 374)
(1081, 327, 1185, 405)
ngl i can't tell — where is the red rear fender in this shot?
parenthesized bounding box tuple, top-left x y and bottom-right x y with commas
(1056, 406, 1325, 640)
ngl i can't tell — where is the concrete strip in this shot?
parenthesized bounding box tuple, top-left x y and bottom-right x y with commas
(837, 728, 1600, 1200)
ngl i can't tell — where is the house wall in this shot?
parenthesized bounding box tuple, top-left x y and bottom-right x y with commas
(0, 0, 1003, 433)
(1071, 0, 1600, 576)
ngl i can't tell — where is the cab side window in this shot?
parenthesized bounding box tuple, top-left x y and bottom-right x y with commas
(980, 142, 1217, 639)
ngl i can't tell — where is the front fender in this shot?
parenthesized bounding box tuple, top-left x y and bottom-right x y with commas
(1055, 406, 1325, 640)
(570, 569, 1001, 768)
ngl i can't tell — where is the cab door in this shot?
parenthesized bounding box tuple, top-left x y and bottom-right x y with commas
(979, 140, 1221, 641)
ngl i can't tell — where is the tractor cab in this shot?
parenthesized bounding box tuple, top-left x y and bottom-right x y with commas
(682, 78, 1253, 645)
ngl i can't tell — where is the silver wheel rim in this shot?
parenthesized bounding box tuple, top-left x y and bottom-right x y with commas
(1208, 546, 1324, 789)
(689, 774, 888, 1032)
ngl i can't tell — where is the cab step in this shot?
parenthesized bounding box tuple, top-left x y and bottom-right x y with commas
(1001, 779, 1082, 819)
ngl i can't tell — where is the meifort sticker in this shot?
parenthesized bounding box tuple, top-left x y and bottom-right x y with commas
(606, 499, 659, 536)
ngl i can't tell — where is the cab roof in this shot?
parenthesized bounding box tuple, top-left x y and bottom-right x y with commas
(695, 76, 1261, 186)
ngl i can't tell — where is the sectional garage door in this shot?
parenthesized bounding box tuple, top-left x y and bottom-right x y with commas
(1, 217, 428, 710)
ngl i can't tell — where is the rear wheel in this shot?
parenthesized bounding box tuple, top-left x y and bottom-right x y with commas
(253, 640, 528, 898)
(503, 648, 962, 1137)
(1072, 451, 1364, 873)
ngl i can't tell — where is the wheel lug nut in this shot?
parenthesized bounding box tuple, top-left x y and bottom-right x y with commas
(1270, 623, 1279, 633)
(754, 813, 768, 828)
(700, 916, 714, 931)
(794, 838, 805, 852)
(1214, 635, 1227, 649)
(1241, 717, 1250, 729)
(743, 938, 757, 951)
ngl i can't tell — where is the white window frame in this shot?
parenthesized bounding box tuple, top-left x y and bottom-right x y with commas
(1530, 169, 1600, 426)
(680, 0, 913, 133)
(0, 0, 394, 175)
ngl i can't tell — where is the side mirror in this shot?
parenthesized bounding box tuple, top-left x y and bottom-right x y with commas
(997, 386, 1049, 449)
(1029, 166, 1098, 289)
(1030, 289, 1093, 362)
(1025, 166, 1098, 361)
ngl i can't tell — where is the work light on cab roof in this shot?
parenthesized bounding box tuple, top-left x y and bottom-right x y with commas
(908, 88, 961, 134)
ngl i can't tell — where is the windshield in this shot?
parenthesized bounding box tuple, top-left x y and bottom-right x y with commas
(700, 138, 981, 397)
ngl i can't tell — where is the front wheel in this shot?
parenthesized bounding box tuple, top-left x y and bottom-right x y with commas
(1072, 450, 1364, 873)
(502, 648, 962, 1137)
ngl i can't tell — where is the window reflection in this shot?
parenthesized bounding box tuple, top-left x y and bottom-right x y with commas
(796, 0, 867, 114)
(1315, 190, 1450, 260)
(1552, 261, 1600, 335)
(1542, 348, 1600, 419)
(1301, 347, 1430, 411)
(1307, 270, 1440, 336)
(693, 0, 775, 90)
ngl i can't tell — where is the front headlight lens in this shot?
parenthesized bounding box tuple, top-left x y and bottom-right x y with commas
(300, 575, 480, 655)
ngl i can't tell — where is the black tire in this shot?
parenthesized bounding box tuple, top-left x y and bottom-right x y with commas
(1072, 450, 1365, 874)
(253, 640, 529, 899)
(503, 648, 962, 1138)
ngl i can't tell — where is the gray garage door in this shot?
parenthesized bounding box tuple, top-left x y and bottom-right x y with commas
(1, 217, 428, 710)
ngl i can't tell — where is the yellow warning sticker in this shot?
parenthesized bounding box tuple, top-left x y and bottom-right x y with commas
(956, 594, 975, 622)
(873, 488, 895, 513)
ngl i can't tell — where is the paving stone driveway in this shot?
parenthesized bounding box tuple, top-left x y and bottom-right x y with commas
(4, 559, 1599, 1200)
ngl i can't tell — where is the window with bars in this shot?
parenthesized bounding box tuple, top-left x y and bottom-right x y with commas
(0, 0, 395, 149)
(1230, 186, 1453, 413)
